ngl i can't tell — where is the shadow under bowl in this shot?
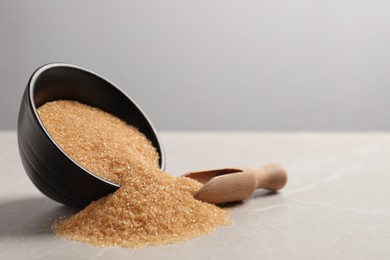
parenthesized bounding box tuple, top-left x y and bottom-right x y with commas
(17, 63, 165, 208)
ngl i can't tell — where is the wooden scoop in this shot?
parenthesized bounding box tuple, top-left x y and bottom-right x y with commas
(183, 163, 287, 204)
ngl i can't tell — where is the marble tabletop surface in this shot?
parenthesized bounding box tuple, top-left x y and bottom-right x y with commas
(1, 131, 390, 259)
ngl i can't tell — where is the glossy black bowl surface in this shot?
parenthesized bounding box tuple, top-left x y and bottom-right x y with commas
(17, 63, 165, 208)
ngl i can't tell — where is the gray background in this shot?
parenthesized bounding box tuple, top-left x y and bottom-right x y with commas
(1, 0, 389, 131)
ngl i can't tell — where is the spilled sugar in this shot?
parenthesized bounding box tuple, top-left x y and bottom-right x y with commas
(37, 100, 229, 248)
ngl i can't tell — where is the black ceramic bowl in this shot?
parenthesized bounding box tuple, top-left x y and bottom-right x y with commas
(18, 63, 165, 208)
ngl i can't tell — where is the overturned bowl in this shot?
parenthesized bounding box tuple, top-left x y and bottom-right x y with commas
(17, 63, 165, 208)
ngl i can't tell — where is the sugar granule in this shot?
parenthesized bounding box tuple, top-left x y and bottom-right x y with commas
(37, 100, 230, 248)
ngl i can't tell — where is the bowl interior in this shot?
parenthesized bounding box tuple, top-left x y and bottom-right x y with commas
(31, 63, 165, 170)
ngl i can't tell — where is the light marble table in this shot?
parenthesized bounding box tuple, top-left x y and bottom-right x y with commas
(1, 131, 390, 259)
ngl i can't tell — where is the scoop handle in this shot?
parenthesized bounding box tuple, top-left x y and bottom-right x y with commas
(252, 163, 288, 191)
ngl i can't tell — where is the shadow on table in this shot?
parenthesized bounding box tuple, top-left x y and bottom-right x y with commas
(253, 189, 278, 198)
(0, 197, 78, 237)
(218, 189, 280, 208)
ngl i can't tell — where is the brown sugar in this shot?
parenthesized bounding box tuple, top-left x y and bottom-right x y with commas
(37, 100, 159, 184)
(37, 100, 230, 248)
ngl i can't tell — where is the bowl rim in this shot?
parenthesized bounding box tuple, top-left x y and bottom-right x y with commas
(28, 62, 165, 188)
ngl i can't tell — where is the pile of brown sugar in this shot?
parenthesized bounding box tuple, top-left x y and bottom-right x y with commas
(37, 100, 229, 248)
